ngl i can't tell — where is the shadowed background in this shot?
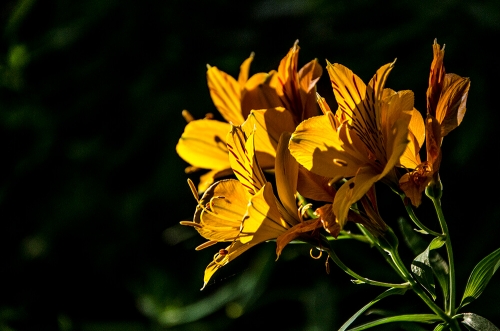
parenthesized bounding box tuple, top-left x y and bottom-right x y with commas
(1, 0, 499, 330)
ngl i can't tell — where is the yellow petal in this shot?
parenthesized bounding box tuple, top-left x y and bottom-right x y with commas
(240, 183, 291, 244)
(226, 125, 267, 194)
(198, 168, 234, 193)
(277, 41, 302, 113)
(275, 132, 299, 223)
(381, 116, 411, 182)
(238, 53, 254, 90)
(193, 179, 249, 242)
(333, 166, 380, 227)
(399, 108, 425, 169)
(289, 114, 363, 179)
(240, 71, 283, 118)
(298, 59, 322, 120)
(207, 65, 245, 125)
(202, 241, 256, 288)
(327, 62, 368, 124)
(297, 166, 336, 202)
(176, 119, 231, 170)
(243, 107, 296, 159)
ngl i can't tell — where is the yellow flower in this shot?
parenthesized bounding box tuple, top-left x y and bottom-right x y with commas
(176, 54, 255, 192)
(182, 127, 313, 288)
(289, 60, 413, 231)
(176, 42, 322, 192)
(399, 40, 470, 206)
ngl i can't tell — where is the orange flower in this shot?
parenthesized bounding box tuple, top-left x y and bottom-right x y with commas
(400, 40, 470, 206)
(177, 42, 322, 192)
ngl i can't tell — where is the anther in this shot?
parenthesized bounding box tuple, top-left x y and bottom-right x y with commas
(310, 248, 323, 260)
(181, 110, 194, 123)
(333, 158, 348, 167)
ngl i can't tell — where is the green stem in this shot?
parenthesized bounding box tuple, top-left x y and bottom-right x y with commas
(428, 193, 456, 317)
(355, 224, 402, 276)
(400, 194, 443, 237)
(389, 247, 458, 328)
(323, 238, 410, 289)
(326, 230, 372, 244)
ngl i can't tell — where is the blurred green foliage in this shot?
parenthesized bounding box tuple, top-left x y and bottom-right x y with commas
(1, 0, 499, 330)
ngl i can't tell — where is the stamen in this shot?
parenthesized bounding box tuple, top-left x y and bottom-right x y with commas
(333, 158, 348, 167)
(207, 196, 225, 214)
(310, 248, 323, 260)
(181, 110, 194, 123)
(219, 249, 229, 256)
(187, 179, 200, 203)
(212, 252, 227, 266)
(195, 240, 217, 251)
(179, 221, 202, 229)
(299, 203, 313, 220)
(325, 255, 331, 274)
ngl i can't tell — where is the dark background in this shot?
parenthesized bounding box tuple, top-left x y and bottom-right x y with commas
(1, 0, 499, 330)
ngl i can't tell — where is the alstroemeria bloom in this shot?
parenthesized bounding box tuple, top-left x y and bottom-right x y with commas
(182, 127, 318, 288)
(399, 40, 470, 206)
(289, 60, 414, 231)
(176, 42, 322, 192)
(176, 54, 255, 192)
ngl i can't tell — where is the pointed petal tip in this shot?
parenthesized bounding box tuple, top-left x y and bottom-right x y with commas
(200, 282, 207, 291)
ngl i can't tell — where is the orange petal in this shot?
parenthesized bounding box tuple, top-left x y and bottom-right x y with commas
(435, 74, 470, 137)
(426, 39, 446, 116)
(276, 218, 322, 258)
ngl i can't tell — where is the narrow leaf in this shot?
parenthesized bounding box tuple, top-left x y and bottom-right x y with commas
(460, 247, 500, 309)
(347, 314, 441, 331)
(433, 323, 448, 331)
(339, 287, 407, 331)
(461, 313, 500, 331)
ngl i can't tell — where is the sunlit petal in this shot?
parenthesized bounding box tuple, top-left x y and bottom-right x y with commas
(243, 107, 295, 155)
(275, 132, 299, 222)
(240, 183, 291, 244)
(207, 66, 245, 125)
(193, 179, 249, 242)
(176, 119, 231, 170)
(226, 125, 267, 194)
(333, 166, 380, 228)
(289, 114, 362, 179)
(238, 53, 255, 89)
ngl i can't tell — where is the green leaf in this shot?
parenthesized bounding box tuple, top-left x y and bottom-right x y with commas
(433, 323, 448, 331)
(430, 252, 449, 304)
(461, 313, 500, 331)
(347, 314, 442, 331)
(339, 287, 407, 331)
(399, 218, 449, 303)
(411, 237, 444, 300)
(459, 247, 500, 309)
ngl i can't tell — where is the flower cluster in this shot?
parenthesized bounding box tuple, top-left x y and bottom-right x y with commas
(177, 40, 470, 289)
